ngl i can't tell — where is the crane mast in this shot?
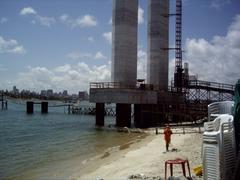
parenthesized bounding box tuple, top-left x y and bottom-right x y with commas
(174, 0, 183, 90)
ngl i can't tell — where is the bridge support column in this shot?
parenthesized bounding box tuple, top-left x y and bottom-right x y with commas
(116, 104, 131, 128)
(41, 102, 48, 114)
(134, 104, 142, 128)
(27, 101, 34, 114)
(96, 103, 105, 126)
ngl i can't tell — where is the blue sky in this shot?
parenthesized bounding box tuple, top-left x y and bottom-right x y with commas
(0, 0, 240, 93)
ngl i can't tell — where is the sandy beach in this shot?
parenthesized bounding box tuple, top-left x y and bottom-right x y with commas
(71, 127, 203, 180)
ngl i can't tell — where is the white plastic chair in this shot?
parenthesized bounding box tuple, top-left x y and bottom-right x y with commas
(203, 114, 236, 180)
(208, 101, 234, 121)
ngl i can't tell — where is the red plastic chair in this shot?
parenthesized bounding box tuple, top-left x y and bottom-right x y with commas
(165, 158, 191, 180)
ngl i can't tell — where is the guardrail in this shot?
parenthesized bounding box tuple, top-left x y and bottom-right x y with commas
(188, 80, 234, 91)
(90, 82, 154, 90)
(90, 80, 235, 93)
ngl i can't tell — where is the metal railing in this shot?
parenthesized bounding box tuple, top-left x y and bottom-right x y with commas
(90, 80, 235, 93)
(188, 80, 235, 91)
(90, 82, 153, 90)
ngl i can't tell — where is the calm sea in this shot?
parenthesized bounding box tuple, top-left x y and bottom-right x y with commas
(0, 100, 141, 179)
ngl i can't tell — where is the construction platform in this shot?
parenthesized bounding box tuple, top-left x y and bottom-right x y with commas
(89, 80, 235, 128)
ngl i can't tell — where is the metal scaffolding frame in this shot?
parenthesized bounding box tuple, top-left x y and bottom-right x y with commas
(174, 0, 184, 89)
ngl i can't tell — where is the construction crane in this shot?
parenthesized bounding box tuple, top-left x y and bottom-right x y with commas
(162, 0, 184, 91)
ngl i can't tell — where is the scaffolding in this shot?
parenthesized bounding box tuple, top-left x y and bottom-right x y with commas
(174, 0, 184, 90)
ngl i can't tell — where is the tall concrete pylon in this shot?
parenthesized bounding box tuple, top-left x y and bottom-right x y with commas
(147, 0, 169, 91)
(112, 0, 138, 87)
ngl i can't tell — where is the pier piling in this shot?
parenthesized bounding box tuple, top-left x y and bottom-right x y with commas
(134, 104, 142, 128)
(26, 101, 34, 114)
(68, 105, 71, 114)
(116, 104, 131, 128)
(96, 103, 105, 126)
(0, 91, 7, 110)
(41, 102, 48, 114)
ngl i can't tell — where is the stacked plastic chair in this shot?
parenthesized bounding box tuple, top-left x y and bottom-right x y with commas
(203, 114, 236, 180)
(208, 101, 234, 121)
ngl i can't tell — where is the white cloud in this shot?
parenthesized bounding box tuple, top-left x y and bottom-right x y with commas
(77, 15, 97, 27)
(59, 14, 69, 22)
(103, 31, 112, 44)
(108, 17, 112, 25)
(138, 6, 144, 25)
(94, 51, 106, 60)
(54, 64, 71, 73)
(66, 52, 92, 60)
(0, 36, 26, 54)
(31, 20, 36, 24)
(0, 64, 7, 71)
(137, 48, 147, 80)
(66, 51, 106, 60)
(20, 7, 37, 15)
(184, 14, 240, 85)
(59, 14, 97, 28)
(14, 62, 111, 93)
(35, 15, 55, 27)
(210, 0, 231, 10)
(88, 36, 94, 42)
(20, 7, 55, 27)
(0, 17, 8, 24)
(7, 46, 26, 54)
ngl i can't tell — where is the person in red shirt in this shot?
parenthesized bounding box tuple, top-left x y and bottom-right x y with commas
(164, 125, 172, 151)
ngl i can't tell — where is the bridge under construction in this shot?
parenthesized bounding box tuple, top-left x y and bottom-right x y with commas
(89, 0, 236, 128)
(90, 80, 234, 128)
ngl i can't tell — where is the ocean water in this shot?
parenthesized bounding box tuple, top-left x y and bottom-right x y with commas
(0, 101, 142, 179)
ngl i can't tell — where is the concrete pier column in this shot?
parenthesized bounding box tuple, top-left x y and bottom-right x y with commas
(116, 104, 131, 128)
(134, 104, 142, 128)
(26, 101, 34, 114)
(41, 102, 48, 114)
(96, 103, 105, 126)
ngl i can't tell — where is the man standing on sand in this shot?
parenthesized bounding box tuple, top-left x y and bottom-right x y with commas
(164, 125, 172, 151)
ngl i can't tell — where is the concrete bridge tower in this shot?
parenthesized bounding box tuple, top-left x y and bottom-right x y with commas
(147, 0, 169, 91)
(112, 0, 138, 87)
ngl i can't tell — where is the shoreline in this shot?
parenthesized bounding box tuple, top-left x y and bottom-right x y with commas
(10, 127, 203, 180)
(77, 127, 203, 180)
(73, 132, 155, 179)
(12, 129, 150, 180)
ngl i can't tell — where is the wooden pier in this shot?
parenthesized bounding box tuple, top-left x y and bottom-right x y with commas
(70, 105, 116, 116)
(25, 101, 116, 116)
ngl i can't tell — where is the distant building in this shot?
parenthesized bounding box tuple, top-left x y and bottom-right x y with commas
(21, 89, 30, 95)
(63, 90, 68, 96)
(47, 89, 53, 97)
(41, 90, 47, 96)
(12, 86, 19, 95)
(78, 91, 89, 100)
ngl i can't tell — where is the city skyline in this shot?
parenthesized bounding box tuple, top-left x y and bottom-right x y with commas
(6, 85, 88, 96)
(0, 0, 240, 93)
